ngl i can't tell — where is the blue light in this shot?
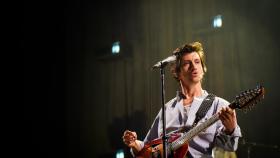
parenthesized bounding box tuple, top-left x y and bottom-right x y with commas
(116, 149, 124, 158)
(213, 15, 222, 28)
(112, 41, 120, 54)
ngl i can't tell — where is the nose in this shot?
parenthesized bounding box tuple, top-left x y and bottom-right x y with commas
(190, 61, 197, 70)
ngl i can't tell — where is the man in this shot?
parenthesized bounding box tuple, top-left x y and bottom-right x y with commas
(123, 42, 241, 157)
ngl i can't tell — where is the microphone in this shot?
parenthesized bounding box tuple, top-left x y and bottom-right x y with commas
(152, 55, 176, 69)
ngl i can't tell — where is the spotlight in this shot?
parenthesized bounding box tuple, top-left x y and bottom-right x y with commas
(112, 41, 120, 54)
(116, 149, 124, 158)
(213, 15, 222, 28)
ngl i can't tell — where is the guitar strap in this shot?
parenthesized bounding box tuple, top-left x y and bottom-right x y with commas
(172, 93, 216, 133)
(192, 93, 216, 127)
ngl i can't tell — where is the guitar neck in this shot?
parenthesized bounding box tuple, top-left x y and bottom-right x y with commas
(170, 86, 264, 151)
(171, 113, 219, 150)
(171, 102, 237, 150)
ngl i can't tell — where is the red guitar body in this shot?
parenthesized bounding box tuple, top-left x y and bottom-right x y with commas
(136, 133, 189, 158)
(135, 86, 265, 158)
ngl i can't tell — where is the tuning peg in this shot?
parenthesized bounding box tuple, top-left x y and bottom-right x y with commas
(248, 105, 254, 110)
(243, 108, 248, 113)
(256, 84, 263, 89)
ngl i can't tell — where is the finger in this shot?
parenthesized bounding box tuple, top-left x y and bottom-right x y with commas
(221, 107, 233, 115)
(132, 131, 137, 137)
(124, 133, 135, 139)
(228, 107, 236, 114)
(222, 109, 233, 119)
(225, 108, 236, 119)
(218, 107, 225, 115)
(123, 137, 130, 144)
(122, 134, 132, 141)
(124, 140, 132, 145)
(124, 130, 133, 135)
(123, 131, 133, 141)
(223, 113, 232, 120)
(123, 135, 131, 140)
(123, 135, 136, 141)
(123, 137, 135, 145)
(225, 107, 234, 114)
(125, 130, 137, 138)
(221, 107, 227, 114)
(124, 132, 132, 137)
(219, 114, 227, 121)
(219, 111, 232, 121)
(219, 108, 227, 117)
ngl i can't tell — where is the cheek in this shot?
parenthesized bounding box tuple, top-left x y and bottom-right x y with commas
(178, 70, 186, 80)
(178, 71, 184, 80)
(182, 65, 190, 71)
(200, 72, 204, 78)
(198, 65, 204, 72)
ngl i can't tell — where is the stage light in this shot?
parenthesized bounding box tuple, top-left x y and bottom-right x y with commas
(213, 15, 222, 28)
(112, 41, 120, 54)
(116, 149, 124, 158)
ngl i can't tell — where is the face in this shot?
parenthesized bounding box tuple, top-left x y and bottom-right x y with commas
(178, 52, 204, 84)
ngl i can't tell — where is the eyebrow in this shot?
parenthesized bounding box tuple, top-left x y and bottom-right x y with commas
(182, 58, 201, 62)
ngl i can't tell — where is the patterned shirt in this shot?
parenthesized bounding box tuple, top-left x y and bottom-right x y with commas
(133, 90, 242, 158)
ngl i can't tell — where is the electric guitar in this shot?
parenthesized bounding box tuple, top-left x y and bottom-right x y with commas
(136, 85, 265, 158)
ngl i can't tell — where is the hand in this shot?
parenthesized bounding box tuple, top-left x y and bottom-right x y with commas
(122, 130, 138, 148)
(218, 107, 237, 135)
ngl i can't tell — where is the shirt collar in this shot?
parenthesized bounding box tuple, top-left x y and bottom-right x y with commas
(176, 90, 208, 102)
(176, 90, 186, 102)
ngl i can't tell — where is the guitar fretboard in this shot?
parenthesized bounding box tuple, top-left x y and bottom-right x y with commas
(171, 113, 220, 150)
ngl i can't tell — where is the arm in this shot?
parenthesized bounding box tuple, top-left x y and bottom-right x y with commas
(123, 98, 177, 156)
(122, 130, 143, 155)
(122, 111, 161, 157)
(214, 105, 242, 151)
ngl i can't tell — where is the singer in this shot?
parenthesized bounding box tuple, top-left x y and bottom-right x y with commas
(122, 41, 242, 158)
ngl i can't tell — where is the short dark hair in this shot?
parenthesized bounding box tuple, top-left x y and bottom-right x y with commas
(170, 41, 207, 81)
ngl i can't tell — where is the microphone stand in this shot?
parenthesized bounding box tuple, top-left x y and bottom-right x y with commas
(159, 62, 168, 158)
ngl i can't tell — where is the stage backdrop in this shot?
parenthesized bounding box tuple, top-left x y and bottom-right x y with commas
(25, 0, 280, 157)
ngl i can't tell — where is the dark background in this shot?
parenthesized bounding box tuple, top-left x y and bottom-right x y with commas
(23, 0, 280, 157)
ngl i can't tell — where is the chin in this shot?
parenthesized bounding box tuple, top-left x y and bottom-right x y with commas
(193, 77, 203, 83)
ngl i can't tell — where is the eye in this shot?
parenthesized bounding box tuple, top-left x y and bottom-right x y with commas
(194, 59, 201, 64)
(182, 61, 190, 66)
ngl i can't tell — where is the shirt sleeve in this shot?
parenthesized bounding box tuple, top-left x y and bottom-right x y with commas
(129, 110, 162, 157)
(213, 98, 242, 151)
(129, 140, 144, 157)
(143, 110, 161, 142)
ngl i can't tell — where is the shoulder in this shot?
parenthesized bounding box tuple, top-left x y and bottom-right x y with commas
(157, 97, 177, 112)
(203, 90, 230, 107)
(165, 97, 177, 108)
(155, 97, 177, 117)
(214, 96, 230, 108)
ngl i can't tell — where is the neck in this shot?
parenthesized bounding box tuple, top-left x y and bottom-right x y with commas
(180, 81, 203, 98)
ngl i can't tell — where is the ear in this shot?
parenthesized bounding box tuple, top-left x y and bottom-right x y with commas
(177, 69, 183, 80)
(200, 72, 205, 82)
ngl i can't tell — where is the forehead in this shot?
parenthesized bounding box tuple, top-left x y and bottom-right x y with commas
(181, 52, 200, 60)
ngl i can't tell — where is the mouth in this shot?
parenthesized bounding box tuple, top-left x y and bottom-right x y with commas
(192, 71, 198, 75)
(191, 71, 201, 78)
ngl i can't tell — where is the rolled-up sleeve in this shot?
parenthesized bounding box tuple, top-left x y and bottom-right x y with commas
(130, 111, 161, 157)
(213, 97, 242, 151)
(214, 121, 242, 151)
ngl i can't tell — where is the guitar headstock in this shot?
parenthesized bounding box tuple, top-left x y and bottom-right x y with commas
(229, 85, 265, 111)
